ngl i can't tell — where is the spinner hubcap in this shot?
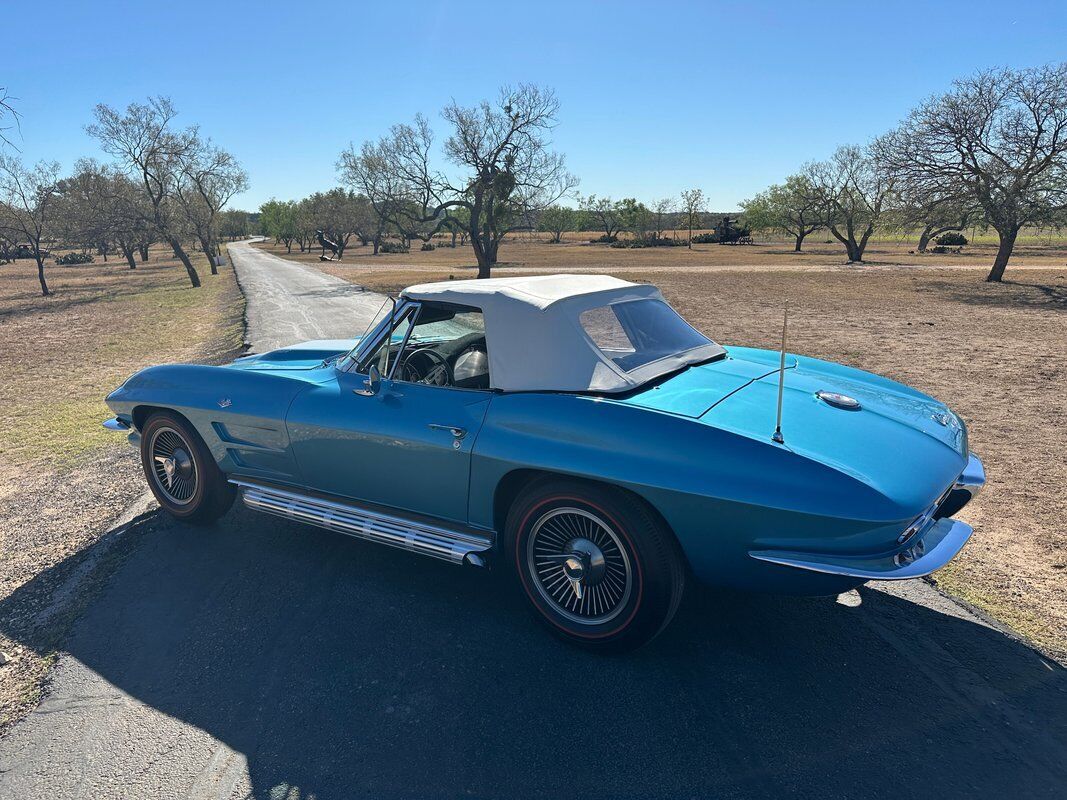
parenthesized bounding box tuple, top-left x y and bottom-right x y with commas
(149, 427, 197, 505)
(527, 507, 633, 625)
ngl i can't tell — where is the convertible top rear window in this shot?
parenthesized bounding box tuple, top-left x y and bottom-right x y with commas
(580, 299, 713, 373)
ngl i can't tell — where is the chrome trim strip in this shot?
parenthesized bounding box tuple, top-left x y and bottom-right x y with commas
(749, 517, 974, 581)
(954, 452, 986, 503)
(230, 479, 491, 566)
(102, 418, 131, 431)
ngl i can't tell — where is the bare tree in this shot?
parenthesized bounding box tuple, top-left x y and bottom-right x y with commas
(807, 146, 893, 263)
(741, 174, 823, 252)
(894, 192, 977, 253)
(0, 87, 19, 149)
(874, 63, 1067, 281)
(578, 195, 623, 240)
(651, 197, 676, 240)
(176, 141, 248, 274)
(305, 189, 366, 258)
(337, 139, 401, 254)
(87, 97, 204, 287)
(0, 155, 62, 295)
(342, 85, 576, 278)
(679, 188, 705, 249)
(218, 209, 252, 241)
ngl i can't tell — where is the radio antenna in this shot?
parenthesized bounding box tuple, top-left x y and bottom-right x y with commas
(772, 307, 788, 444)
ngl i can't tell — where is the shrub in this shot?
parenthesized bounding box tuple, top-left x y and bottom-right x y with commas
(935, 231, 968, 246)
(610, 236, 685, 249)
(420, 242, 435, 251)
(691, 233, 718, 244)
(56, 252, 94, 265)
(931, 245, 963, 254)
(378, 241, 409, 254)
(588, 234, 617, 244)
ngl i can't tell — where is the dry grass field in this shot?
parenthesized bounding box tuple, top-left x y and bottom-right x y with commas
(256, 230, 1067, 275)
(0, 251, 244, 728)
(257, 235, 1067, 660)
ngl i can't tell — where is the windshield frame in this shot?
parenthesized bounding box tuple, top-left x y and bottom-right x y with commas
(338, 296, 405, 374)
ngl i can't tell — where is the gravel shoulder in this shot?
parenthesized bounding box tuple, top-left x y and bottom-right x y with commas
(0, 250, 244, 731)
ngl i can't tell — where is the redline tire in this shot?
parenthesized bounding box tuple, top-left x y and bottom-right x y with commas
(139, 411, 235, 525)
(505, 478, 685, 652)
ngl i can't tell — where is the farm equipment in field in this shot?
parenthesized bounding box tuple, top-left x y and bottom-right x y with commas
(713, 215, 753, 245)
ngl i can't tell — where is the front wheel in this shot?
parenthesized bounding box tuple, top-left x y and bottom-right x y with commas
(505, 479, 686, 652)
(139, 411, 235, 525)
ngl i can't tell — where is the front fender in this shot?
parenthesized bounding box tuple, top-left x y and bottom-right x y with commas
(106, 364, 314, 485)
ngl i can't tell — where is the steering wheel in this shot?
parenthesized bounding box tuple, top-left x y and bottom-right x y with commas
(398, 348, 454, 386)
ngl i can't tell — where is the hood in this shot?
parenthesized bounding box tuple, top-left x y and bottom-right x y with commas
(228, 339, 358, 372)
(619, 346, 968, 513)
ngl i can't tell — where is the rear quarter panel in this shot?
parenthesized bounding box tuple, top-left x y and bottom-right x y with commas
(471, 392, 930, 592)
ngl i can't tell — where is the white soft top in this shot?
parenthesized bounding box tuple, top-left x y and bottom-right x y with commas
(401, 274, 723, 393)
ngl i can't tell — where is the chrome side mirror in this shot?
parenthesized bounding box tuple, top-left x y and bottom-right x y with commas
(354, 363, 382, 396)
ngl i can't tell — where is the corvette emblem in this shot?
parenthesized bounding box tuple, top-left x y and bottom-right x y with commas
(218, 398, 232, 408)
(932, 412, 952, 426)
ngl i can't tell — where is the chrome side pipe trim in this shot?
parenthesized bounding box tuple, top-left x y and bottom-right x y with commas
(230, 480, 492, 566)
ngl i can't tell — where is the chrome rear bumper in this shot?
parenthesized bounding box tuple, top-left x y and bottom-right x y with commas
(935, 452, 986, 519)
(750, 517, 973, 581)
(749, 452, 985, 582)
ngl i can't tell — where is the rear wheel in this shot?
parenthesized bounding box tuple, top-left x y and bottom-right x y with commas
(139, 411, 235, 524)
(505, 478, 686, 652)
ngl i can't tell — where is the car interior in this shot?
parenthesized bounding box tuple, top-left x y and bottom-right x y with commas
(360, 301, 491, 390)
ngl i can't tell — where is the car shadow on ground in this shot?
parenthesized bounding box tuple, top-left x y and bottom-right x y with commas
(2, 505, 1065, 799)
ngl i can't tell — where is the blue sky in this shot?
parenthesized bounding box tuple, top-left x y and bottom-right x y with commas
(7, 0, 1066, 210)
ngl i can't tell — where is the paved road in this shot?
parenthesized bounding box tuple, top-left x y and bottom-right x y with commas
(0, 247, 1064, 799)
(230, 238, 388, 353)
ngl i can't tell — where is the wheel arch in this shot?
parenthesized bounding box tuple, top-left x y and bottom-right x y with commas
(491, 468, 689, 570)
(132, 404, 192, 432)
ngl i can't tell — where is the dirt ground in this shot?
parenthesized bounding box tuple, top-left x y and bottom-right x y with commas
(263, 237, 1067, 661)
(0, 250, 244, 729)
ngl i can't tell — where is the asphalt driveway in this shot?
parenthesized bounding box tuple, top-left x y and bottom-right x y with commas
(0, 243, 1063, 799)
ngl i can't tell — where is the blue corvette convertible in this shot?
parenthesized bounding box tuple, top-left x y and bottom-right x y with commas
(104, 274, 985, 651)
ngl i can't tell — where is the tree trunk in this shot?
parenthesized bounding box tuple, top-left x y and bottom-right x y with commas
(168, 238, 201, 287)
(199, 236, 218, 275)
(120, 241, 137, 270)
(139, 243, 150, 262)
(470, 233, 493, 278)
(35, 255, 51, 296)
(917, 223, 936, 253)
(794, 232, 805, 252)
(373, 235, 381, 255)
(987, 227, 1018, 282)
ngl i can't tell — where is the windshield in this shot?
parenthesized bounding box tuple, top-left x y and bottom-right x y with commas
(339, 296, 395, 369)
(579, 299, 713, 372)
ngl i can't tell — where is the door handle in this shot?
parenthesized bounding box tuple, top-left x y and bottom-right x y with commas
(429, 423, 467, 440)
